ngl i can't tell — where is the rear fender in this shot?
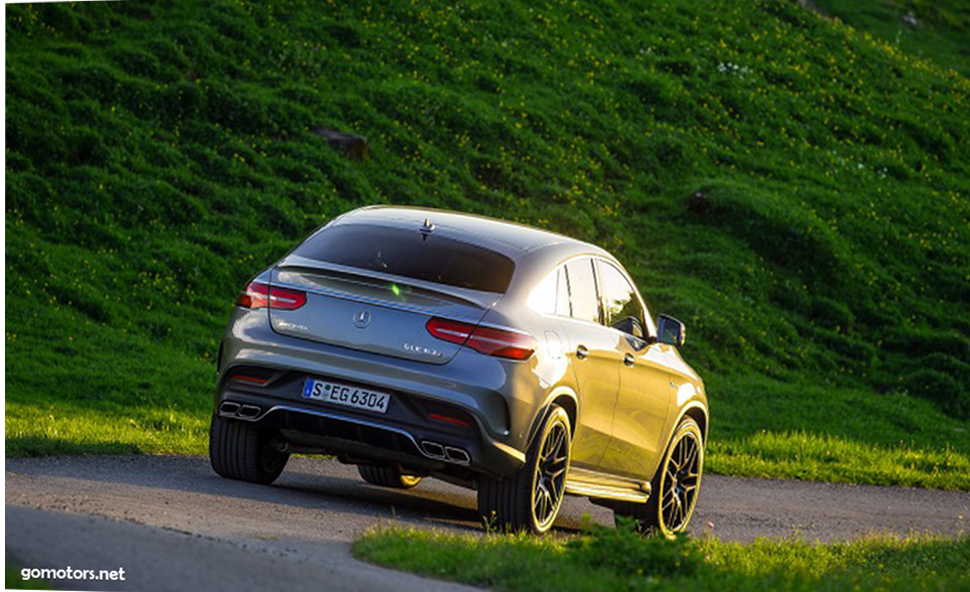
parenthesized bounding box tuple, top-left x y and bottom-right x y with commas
(650, 400, 709, 478)
(524, 385, 579, 452)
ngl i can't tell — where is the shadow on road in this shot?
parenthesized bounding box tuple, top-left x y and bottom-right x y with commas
(6, 456, 512, 535)
(6, 455, 608, 536)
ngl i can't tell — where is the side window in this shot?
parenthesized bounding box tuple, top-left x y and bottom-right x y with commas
(555, 267, 571, 316)
(527, 266, 570, 316)
(596, 260, 646, 337)
(564, 259, 601, 323)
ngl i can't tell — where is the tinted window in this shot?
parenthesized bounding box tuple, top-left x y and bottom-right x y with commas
(293, 225, 514, 293)
(528, 267, 571, 316)
(597, 260, 645, 329)
(565, 259, 600, 323)
(555, 267, 571, 316)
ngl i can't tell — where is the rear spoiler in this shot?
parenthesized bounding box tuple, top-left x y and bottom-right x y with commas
(275, 255, 503, 311)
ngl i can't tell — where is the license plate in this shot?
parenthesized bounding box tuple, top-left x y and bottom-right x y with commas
(301, 379, 391, 414)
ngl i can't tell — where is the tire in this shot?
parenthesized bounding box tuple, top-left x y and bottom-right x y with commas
(209, 412, 289, 484)
(614, 416, 704, 537)
(357, 464, 422, 489)
(478, 405, 571, 535)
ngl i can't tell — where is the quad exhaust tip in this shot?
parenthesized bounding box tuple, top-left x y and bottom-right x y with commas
(420, 441, 470, 465)
(219, 401, 262, 420)
(444, 446, 470, 465)
(238, 405, 261, 419)
(219, 401, 241, 415)
(421, 441, 446, 459)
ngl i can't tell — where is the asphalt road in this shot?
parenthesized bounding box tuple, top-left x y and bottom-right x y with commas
(6, 455, 969, 591)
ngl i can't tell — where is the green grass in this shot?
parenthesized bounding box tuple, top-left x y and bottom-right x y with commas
(707, 375, 970, 489)
(813, 0, 970, 76)
(709, 432, 970, 490)
(5, 0, 970, 488)
(354, 520, 970, 592)
(4, 298, 211, 456)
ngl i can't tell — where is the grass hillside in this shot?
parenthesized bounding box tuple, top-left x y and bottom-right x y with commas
(5, 0, 970, 488)
(814, 0, 970, 76)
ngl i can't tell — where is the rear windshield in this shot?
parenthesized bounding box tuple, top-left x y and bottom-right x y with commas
(292, 224, 515, 293)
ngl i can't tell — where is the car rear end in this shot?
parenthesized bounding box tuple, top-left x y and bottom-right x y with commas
(213, 215, 545, 483)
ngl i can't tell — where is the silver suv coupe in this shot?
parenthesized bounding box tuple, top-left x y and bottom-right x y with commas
(210, 206, 708, 535)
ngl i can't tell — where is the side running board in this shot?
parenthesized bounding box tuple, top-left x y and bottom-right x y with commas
(565, 467, 651, 503)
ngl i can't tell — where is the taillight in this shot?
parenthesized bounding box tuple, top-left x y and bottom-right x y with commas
(238, 282, 269, 308)
(268, 286, 307, 310)
(237, 281, 307, 310)
(426, 317, 536, 361)
(466, 325, 537, 360)
(426, 318, 475, 345)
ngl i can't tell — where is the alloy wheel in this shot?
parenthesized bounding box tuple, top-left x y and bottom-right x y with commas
(659, 426, 702, 532)
(531, 419, 569, 531)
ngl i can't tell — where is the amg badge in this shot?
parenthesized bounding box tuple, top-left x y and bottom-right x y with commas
(403, 342, 443, 357)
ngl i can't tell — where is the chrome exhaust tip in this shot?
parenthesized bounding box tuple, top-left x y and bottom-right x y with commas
(444, 446, 470, 465)
(238, 404, 262, 419)
(218, 401, 241, 416)
(421, 441, 446, 459)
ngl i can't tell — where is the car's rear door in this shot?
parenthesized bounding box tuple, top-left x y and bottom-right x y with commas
(558, 257, 621, 470)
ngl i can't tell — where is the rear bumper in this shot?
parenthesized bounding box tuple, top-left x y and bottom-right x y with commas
(216, 387, 526, 479)
(214, 308, 537, 479)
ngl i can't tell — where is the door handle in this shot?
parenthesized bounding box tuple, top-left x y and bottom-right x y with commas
(576, 345, 589, 360)
(623, 353, 635, 367)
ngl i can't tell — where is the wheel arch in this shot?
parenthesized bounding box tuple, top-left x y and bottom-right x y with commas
(552, 394, 577, 435)
(525, 386, 579, 450)
(682, 404, 708, 443)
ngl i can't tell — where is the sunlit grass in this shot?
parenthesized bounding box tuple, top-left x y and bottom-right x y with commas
(5, 403, 208, 457)
(4, 303, 211, 457)
(354, 522, 970, 592)
(709, 432, 970, 490)
(705, 374, 970, 489)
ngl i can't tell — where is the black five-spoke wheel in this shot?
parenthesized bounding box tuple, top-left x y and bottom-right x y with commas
(532, 416, 569, 531)
(659, 419, 702, 531)
(478, 405, 572, 535)
(613, 416, 704, 537)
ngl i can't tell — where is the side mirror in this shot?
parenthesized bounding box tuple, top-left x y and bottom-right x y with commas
(611, 316, 644, 339)
(657, 314, 685, 347)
